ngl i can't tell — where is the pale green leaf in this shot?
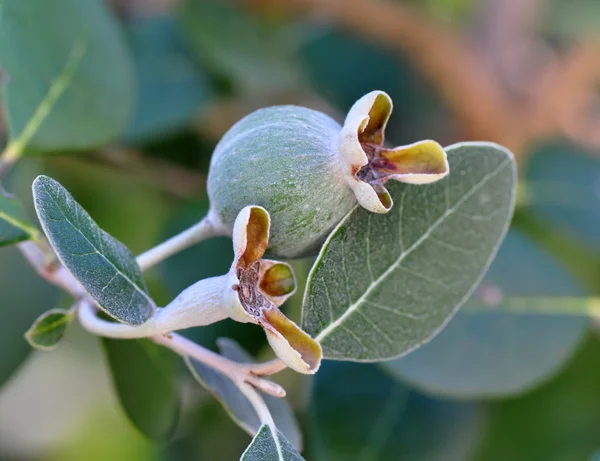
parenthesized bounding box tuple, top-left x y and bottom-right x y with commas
(382, 231, 588, 398)
(0, 189, 38, 246)
(302, 142, 517, 360)
(33, 175, 155, 325)
(0, 0, 134, 153)
(25, 308, 74, 351)
(185, 338, 301, 450)
(242, 425, 304, 461)
(102, 338, 180, 440)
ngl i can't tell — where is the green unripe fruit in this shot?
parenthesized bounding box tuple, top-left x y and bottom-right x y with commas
(207, 105, 356, 258)
(207, 91, 449, 259)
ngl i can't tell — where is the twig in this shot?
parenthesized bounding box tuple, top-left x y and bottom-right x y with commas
(153, 333, 286, 397)
(238, 381, 278, 429)
(17, 238, 287, 418)
(136, 214, 224, 271)
(17, 241, 85, 297)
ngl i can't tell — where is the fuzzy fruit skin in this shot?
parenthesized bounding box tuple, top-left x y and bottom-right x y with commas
(208, 105, 357, 258)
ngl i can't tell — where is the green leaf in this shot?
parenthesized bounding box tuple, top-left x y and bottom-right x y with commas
(178, 0, 302, 93)
(242, 425, 304, 461)
(0, 246, 59, 389)
(102, 338, 180, 440)
(24, 308, 74, 351)
(309, 362, 484, 461)
(381, 231, 588, 398)
(0, 189, 38, 246)
(302, 142, 517, 360)
(185, 338, 301, 450)
(0, 0, 134, 153)
(124, 15, 212, 142)
(524, 142, 600, 252)
(33, 175, 155, 325)
(472, 336, 600, 461)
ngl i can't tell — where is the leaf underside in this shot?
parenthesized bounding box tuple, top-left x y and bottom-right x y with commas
(185, 338, 301, 450)
(302, 142, 517, 361)
(102, 338, 180, 440)
(33, 175, 155, 325)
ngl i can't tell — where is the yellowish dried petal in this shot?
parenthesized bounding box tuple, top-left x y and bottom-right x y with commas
(259, 260, 296, 302)
(339, 90, 392, 171)
(261, 309, 322, 374)
(379, 140, 449, 184)
(232, 205, 270, 268)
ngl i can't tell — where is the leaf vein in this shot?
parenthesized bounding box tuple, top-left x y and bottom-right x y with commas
(315, 158, 510, 342)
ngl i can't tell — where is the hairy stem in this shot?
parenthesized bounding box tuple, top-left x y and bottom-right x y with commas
(78, 276, 230, 338)
(238, 381, 277, 429)
(18, 241, 85, 296)
(152, 332, 285, 397)
(136, 214, 224, 271)
(0, 145, 21, 180)
(18, 240, 287, 405)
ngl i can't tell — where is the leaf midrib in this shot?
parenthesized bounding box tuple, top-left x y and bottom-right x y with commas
(30, 310, 72, 336)
(37, 180, 153, 311)
(314, 158, 511, 343)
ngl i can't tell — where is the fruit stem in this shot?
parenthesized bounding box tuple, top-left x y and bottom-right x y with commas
(136, 213, 224, 271)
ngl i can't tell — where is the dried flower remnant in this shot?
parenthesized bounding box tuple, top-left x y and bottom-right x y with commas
(224, 206, 322, 374)
(339, 91, 450, 213)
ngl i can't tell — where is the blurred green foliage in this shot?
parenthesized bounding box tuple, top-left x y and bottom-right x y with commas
(1, 0, 600, 460)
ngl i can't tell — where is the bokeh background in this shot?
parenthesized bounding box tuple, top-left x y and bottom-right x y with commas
(2, 0, 600, 459)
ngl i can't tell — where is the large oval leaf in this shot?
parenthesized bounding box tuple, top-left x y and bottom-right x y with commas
(33, 175, 155, 325)
(382, 231, 588, 398)
(102, 338, 180, 440)
(525, 142, 600, 252)
(0, 0, 134, 152)
(472, 337, 600, 461)
(308, 362, 484, 461)
(302, 142, 516, 360)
